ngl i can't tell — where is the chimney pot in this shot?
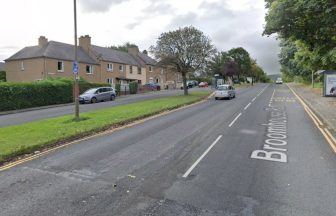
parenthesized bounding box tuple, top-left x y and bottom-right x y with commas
(79, 35, 91, 53)
(38, 36, 48, 47)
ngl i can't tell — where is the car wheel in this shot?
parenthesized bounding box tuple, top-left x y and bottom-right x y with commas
(111, 95, 116, 101)
(91, 97, 97, 103)
(215, 97, 218, 100)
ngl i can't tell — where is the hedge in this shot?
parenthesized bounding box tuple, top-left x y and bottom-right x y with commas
(0, 78, 109, 112)
(0, 71, 6, 82)
(129, 82, 138, 94)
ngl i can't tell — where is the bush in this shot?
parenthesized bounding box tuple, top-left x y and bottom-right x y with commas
(0, 71, 6, 82)
(0, 78, 110, 112)
(129, 82, 138, 94)
(115, 83, 121, 95)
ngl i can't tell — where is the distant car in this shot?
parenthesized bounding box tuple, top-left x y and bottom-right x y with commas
(199, 82, 209, 88)
(275, 78, 283, 84)
(180, 82, 193, 90)
(143, 83, 161, 91)
(79, 87, 116, 104)
(215, 84, 236, 100)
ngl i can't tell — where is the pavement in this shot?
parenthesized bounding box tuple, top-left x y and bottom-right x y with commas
(1, 83, 336, 216)
(0, 88, 209, 128)
(288, 83, 336, 131)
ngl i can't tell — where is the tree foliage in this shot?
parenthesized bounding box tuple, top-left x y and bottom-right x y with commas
(150, 26, 216, 95)
(208, 48, 269, 83)
(264, 0, 336, 81)
(109, 42, 138, 52)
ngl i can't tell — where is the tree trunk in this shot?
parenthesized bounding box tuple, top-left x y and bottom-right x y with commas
(182, 73, 188, 95)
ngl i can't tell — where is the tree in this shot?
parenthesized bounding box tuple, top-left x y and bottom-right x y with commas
(264, 0, 336, 81)
(150, 26, 216, 95)
(227, 47, 252, 79)
(109, 42, 138, 52)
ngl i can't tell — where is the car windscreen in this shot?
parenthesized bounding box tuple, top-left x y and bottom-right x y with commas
(217, 86, 229, 90)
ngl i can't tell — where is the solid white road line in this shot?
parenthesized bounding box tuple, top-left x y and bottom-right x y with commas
(182, 135, 223, 178)
(252, 97, 257, 102)
(229, 113, 242, 127)
(244, 103, 251, 110)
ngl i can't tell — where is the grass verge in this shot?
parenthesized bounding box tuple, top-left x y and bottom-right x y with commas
(0, 91, 210, 164)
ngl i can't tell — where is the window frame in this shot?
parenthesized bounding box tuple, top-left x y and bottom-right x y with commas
(57, 61, 64, 72)
(129, 65, 133, 74)
(86, 65, 93, 74)
(149, 66, 153, 72)
(119, 65, 124, 72)
(20, 61, 24, 71)
(107, 78, 114, 84)
(107, 63, 113, 72)
(137, 67, 141, 75)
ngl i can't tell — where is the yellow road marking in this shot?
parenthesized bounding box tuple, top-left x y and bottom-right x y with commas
(287, 84, 336, 153)
(0, 96, 212, 172)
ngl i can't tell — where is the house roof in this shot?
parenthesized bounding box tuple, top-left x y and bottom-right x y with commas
(0, 62, 4, 71)
(91, 45, 149, 67)
(5, 39, 159, 67)
(136, 52, 157, 65)
(5, 41, 98, 64)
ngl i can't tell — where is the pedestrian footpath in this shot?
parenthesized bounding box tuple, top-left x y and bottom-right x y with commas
(289, 83, 336, 131)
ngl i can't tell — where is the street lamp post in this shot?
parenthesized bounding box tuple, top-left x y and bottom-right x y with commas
(74, 0, 79, 119)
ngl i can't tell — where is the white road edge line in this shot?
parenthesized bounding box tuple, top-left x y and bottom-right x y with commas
(244, 103, 251, 110)
(252, 97, 257, 102)
(182, 135, 223, 178)
(229, 113, 242, 127)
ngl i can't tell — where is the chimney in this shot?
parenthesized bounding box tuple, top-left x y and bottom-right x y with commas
(128, 46, 140, 55)
(79, 35, 91, 53)
(38, 36, 48, 47)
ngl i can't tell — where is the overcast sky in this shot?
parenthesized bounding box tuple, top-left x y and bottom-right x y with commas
(0, 0, 280, 74)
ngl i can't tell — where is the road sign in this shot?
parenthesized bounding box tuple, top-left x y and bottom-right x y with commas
(73, 61, 79, 74)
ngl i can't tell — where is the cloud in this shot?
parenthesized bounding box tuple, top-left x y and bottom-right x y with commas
(125, 21, 141, 30)
(79, 0, 129, 13)
(165, 1, 280, 74)
(142, 1, 174, 15)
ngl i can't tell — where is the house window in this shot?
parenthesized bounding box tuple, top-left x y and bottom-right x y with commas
(20, 61, 24, 71)
(86, 65, 93, 74)
(177, 74, 182, 82)
(129, 66, 133, 74)
(107, 78, 113, 84)
(107, 63, 113, 71)
(149, 66, 153, 72)
(138, 67, 141, 74)
(57, 61, 64, 72)
(161, 68, 164, 74)
(149, 77, 154, 83)
(119, 65, 124, 72)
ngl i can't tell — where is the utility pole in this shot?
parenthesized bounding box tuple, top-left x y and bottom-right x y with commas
(74, 0, 79, 119)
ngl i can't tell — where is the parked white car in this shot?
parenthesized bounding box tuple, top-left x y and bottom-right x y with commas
(215, 85, 236, 100)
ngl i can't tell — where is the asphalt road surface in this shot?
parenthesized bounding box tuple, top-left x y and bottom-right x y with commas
(0, 88, 208, 128)
(1, 84, 336, 216)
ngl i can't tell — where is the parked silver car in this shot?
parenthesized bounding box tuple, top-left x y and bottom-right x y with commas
(79, 87, 116, 104)
(215, 85, 236, 100)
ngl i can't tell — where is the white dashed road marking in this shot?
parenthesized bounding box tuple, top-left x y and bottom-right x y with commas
(183, 135, 223, 178)
(229, 113, 242, 128)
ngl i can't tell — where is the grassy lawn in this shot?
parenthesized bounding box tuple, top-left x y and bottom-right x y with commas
(0, 91, 210, 163)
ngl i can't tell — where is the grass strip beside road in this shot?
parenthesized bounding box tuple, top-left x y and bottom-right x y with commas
(0, 91, 210, 164)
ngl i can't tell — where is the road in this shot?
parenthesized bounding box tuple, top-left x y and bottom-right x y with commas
(1, 83, 336, 216)
(0, 88, 207, 128)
